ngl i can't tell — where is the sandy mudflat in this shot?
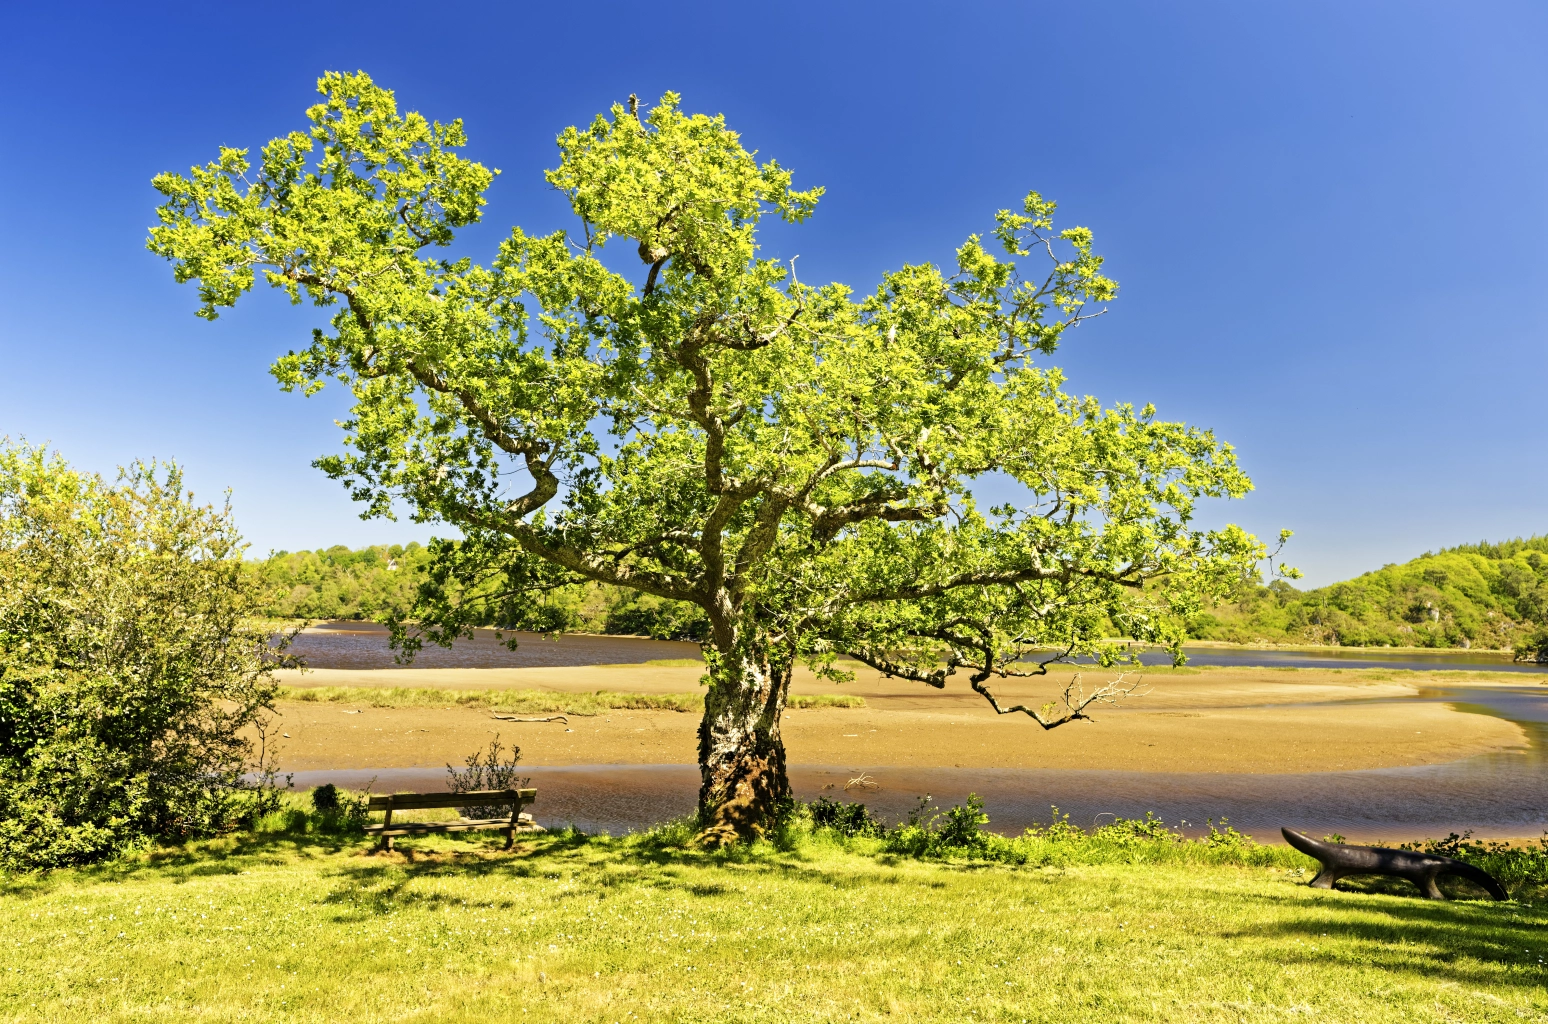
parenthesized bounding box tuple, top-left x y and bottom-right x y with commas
(266, 664, 1528, 774)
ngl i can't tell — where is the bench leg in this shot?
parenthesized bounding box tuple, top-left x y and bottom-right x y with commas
(378, 807, 394, 853)
(505, 802, 520, 850)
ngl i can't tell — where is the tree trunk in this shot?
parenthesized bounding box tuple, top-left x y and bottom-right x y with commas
(696, 646, 790, 845)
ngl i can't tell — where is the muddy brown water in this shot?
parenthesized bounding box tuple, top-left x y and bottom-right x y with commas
(285, 621, 1548, 675)
(279, 626, 1548, 842)
(283, 622, 701, 669)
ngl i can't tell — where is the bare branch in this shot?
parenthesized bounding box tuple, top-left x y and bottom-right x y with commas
(967, 672, 1148, 729)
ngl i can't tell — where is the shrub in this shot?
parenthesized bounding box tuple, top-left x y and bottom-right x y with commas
(1514, 624, 1548, 663)
(0, 442, 284, 869)
(446, 736, 529, 817)
(936, 794, 992, 852)
(808, 797, 882, 838)
(882, 794, 995, 857)
(1402, 831, 1548, 899)
(1091, 810, 1180, 845)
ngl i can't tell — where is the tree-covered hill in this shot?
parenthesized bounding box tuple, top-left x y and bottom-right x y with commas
(1188, 536, 1548, 652)
(254, 544, 708, 640)
(256, 544, 432, 622)
(257, 536, 1548, 655)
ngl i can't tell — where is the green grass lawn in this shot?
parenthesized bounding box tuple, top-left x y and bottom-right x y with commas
(3, 823, 1545, 1023)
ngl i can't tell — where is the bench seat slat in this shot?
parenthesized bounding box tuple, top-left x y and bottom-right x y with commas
(368, 788, 534, 811)
(366, 818, 543, 837)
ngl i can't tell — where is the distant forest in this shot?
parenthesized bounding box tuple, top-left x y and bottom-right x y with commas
(1189, 536, 1548, 652)
(255, 544, 708, 640)
(257, 536, 1548, 653)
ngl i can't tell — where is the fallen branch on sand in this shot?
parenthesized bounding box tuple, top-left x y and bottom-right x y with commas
(490, 714, 570, 724)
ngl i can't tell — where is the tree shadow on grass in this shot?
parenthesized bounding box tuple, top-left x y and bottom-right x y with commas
(1, 829, 372, 896)
(1226, 881, 1548, 998)
(300, 828, 961, 917)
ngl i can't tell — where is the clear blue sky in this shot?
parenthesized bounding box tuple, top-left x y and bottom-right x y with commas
(2, 1, 1543, 587)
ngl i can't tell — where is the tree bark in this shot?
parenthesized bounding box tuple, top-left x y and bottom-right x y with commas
(696, 646, 790, 844)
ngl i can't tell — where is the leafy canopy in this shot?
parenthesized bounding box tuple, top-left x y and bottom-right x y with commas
(150, 72, 1274, 707)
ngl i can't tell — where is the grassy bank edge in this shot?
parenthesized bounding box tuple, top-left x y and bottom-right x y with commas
(274, 685, 863, 714)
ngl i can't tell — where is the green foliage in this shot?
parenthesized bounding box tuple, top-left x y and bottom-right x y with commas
(152, 70, 1269, 689)
(1190, 537, 1548, 649)
(786, 693, 865, 708)
(1514, 623, 1548, 663)
(298, 785, 369, 833)
(254, 544, 710, 640)
(806, 797, 883, 838)
(601, 589, 710, 641)
(276, 684, 863, 714)
(1403, 832, 1548, 900)
(806, 795, 1311, 872)
(0, 441, 282, 869)
(277, 685, 706, 714)
(255, 543, 431, 621)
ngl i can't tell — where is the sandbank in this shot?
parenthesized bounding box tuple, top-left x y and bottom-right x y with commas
(265, 664, 1529, 774)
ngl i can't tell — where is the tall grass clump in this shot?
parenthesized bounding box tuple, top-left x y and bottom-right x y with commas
(277, 686, 701, 714)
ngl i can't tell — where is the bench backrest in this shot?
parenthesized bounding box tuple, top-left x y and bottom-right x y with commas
(368, 788, 535, 811)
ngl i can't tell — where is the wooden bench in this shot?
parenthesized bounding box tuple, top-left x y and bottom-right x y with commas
(366, 789, 539, 852)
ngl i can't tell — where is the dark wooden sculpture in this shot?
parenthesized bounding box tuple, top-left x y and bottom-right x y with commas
(1282, 828, 1506, 900)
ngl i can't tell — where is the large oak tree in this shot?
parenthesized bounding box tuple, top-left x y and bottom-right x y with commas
(151, 73, 1276, 841)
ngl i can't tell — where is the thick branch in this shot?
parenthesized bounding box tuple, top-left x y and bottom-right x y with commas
(807, 498, 944, 541)
(642, 256, 667, 296)
(850, 562, 1151, 605)
(845, 648, 954, 688)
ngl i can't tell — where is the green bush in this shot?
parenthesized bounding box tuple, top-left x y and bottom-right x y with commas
(1402, 832, 1548, 899)
(1513, 623, 1548, 663)
(0, 442, 282, 869)
(311, 783, 341, 812)
(807, 797, 883, 838)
